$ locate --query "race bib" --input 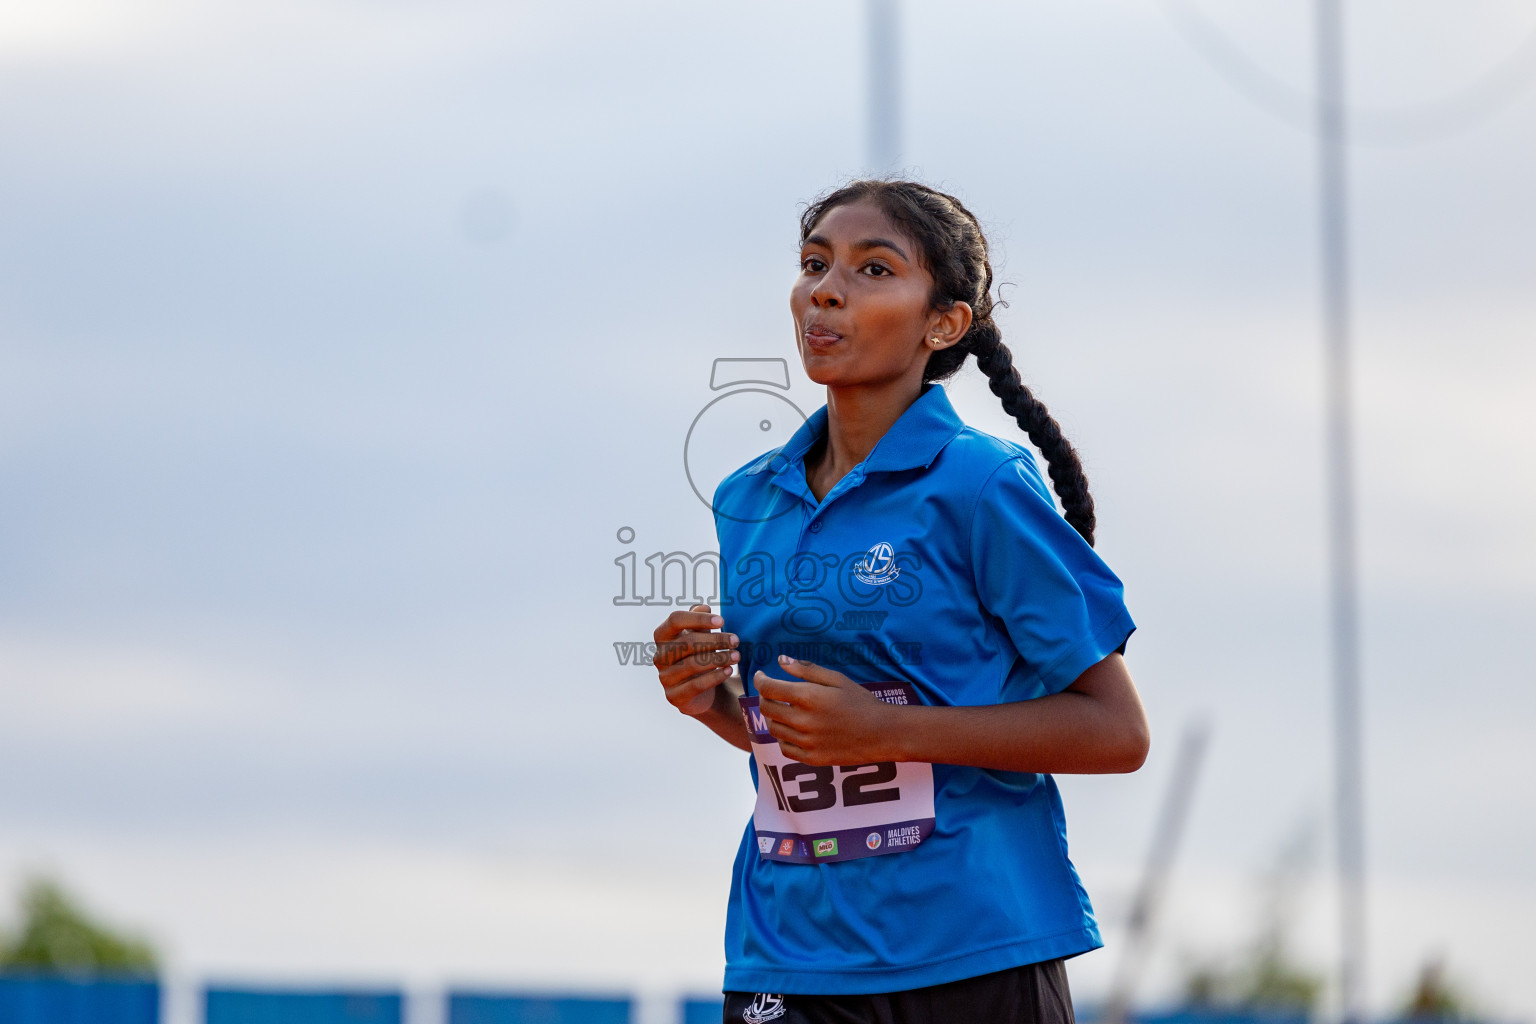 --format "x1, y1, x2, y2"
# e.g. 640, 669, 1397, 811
739, 681, 936, 864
